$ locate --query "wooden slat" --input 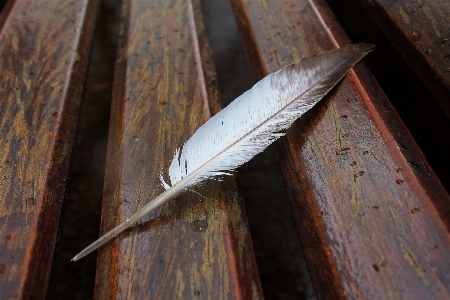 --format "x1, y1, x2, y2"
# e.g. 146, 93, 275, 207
357, 0, 450, 117
0, 0, 98, 298
231, 0, 450, 299
94, 0, 262, 298
325, 0, 450, 196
